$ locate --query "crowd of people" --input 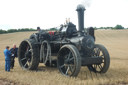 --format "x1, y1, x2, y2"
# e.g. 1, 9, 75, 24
3, 44, 18, 72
